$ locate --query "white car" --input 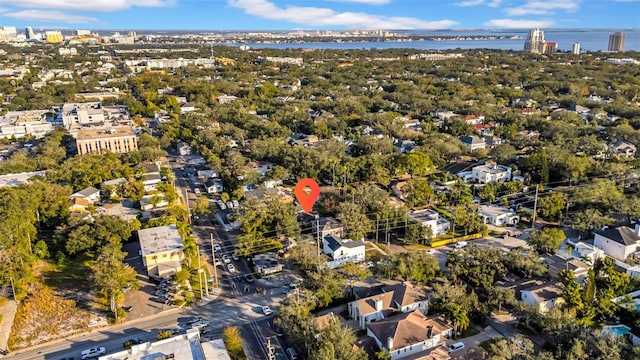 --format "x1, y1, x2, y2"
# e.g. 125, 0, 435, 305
232, 200, 240, 208
189, 320, 209, 329
262, 305, 273, 315
81, 347, 106, 359
213, 243, 222, 252
231, 253, 239, 261
454, 241, 468, 249
222, 254, 231, 264
227, 263, 236, 273
425, 249, 436, 255
449, 342, 465, 352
